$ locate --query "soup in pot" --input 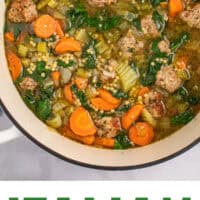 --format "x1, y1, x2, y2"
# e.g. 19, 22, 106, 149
4, 0, 200, 149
